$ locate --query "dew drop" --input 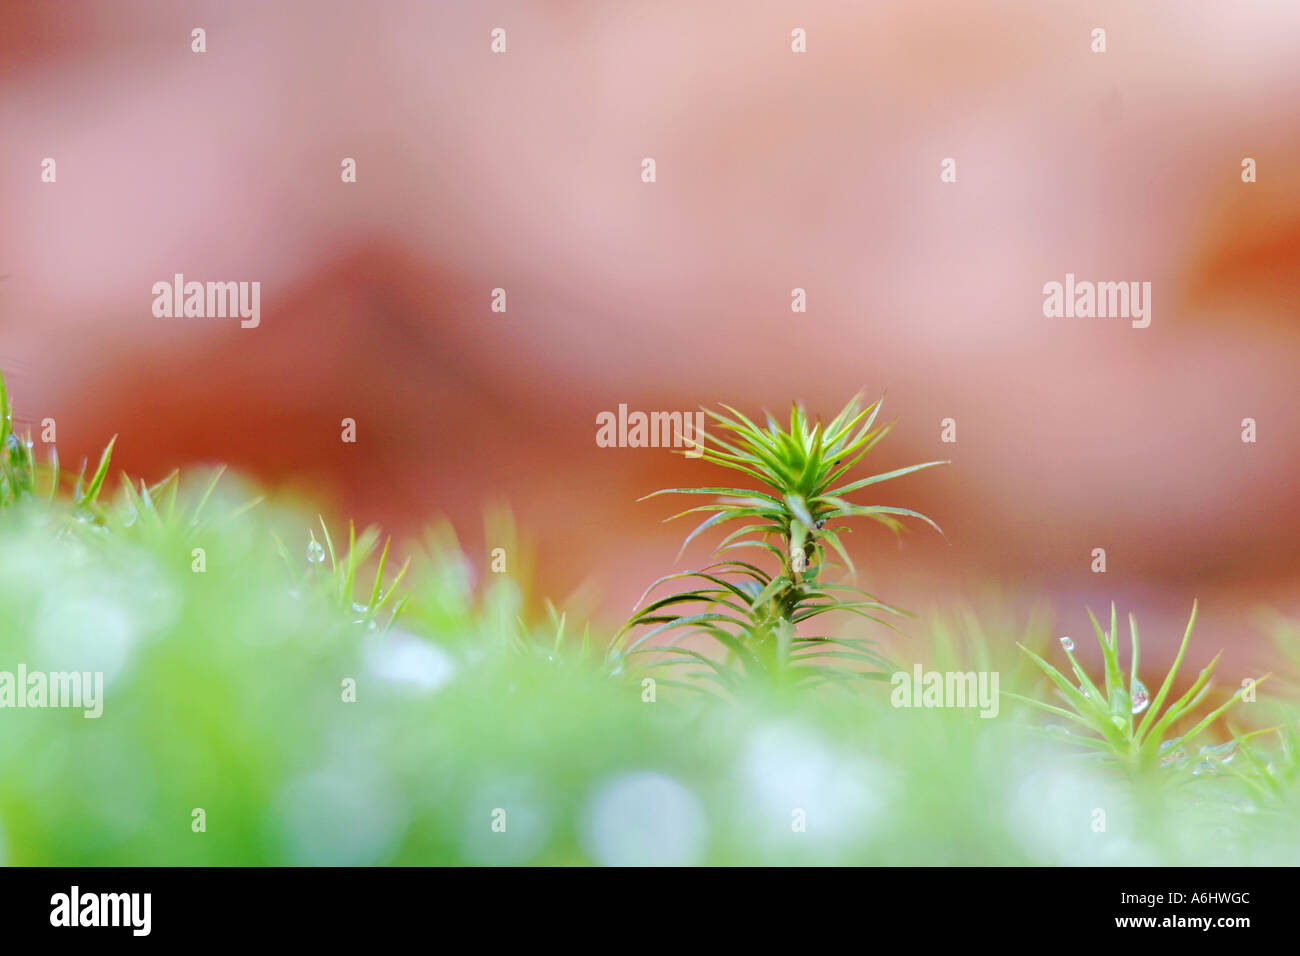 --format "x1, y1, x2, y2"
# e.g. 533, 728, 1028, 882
306, 537, 326, 564
1159, 740, 1188, 767
1160, 749, 1187, 768
1192, 760, 1218, 777
1199, 741, 1237, 764
1130, 679, 1149, 714
1059, 636, 1075, 652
